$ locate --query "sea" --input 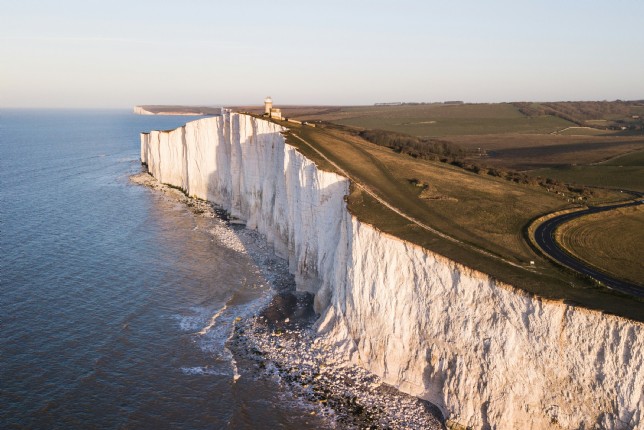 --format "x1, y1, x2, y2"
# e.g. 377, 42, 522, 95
0, 109, 330, 429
